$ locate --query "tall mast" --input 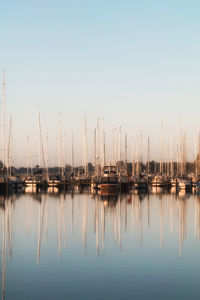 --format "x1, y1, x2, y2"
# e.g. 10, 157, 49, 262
1, 71, 6, 176
179, 115, 182, 176
112, 129, 114, 165
198, 131, 200, 165
7, 116, 12, 178
147, 136, 150, 174
125, 134, 128, 174
45, 134, 49, 179
119, 127, 122, 163
83, 112, 88, 176
64, 131, 67, 173
176, 144, 179, 176
136, 136, 140, 176
194, 132, 198, 176
132, 139, 135, 176
37, 107, 41, 168
114, 128, 117, 167
160, 121, 163, 175
119, 127, 122, 174
170, 135, 173, 176
183, 131, 187, 176
140, 130, 143, 171
102, 119, 105, 168
96, 119, 100, 175
27, 136, 30, 178
196, 131, 200, 176
71, 133, 74, 176
38, 111, 46, 179
166, 144, 169, 176
58, 113, 64, 177
94, 129, 97, 175
197, 131, 200, 176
